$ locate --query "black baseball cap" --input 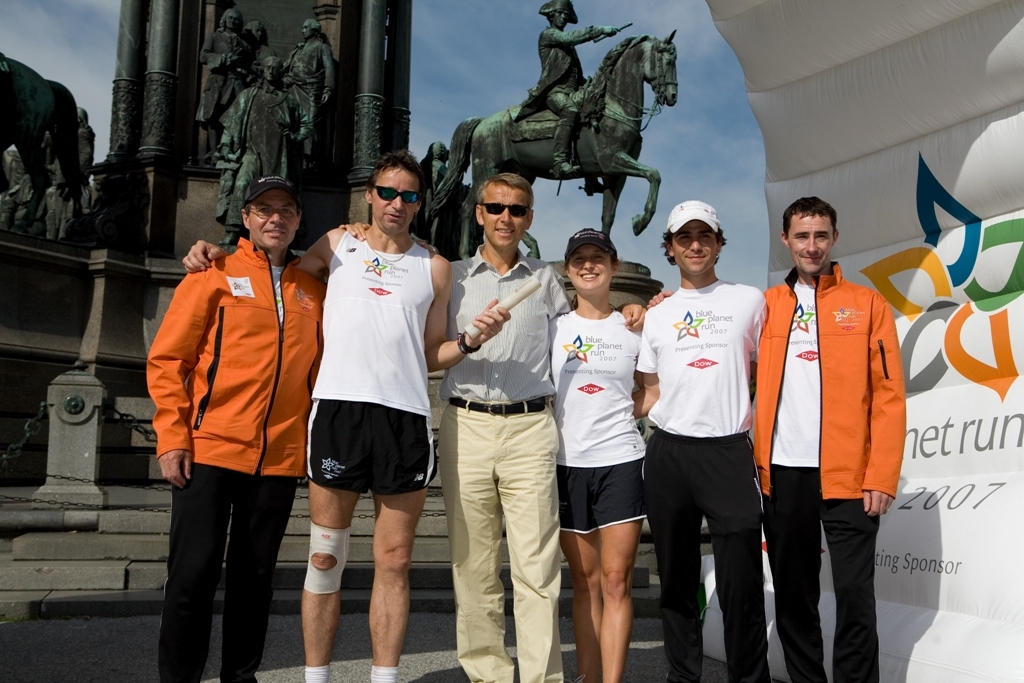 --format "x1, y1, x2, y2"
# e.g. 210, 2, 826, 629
243, 175, 301, 207
564, 228, 617, 262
